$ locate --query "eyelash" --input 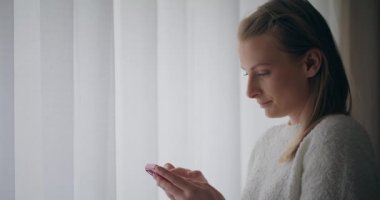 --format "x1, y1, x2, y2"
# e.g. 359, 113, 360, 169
256, 71, 270, 76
